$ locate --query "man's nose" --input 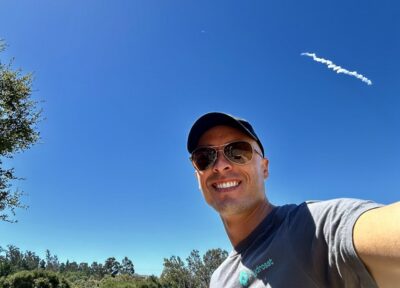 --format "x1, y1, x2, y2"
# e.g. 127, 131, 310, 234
212, 150, 232, 173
